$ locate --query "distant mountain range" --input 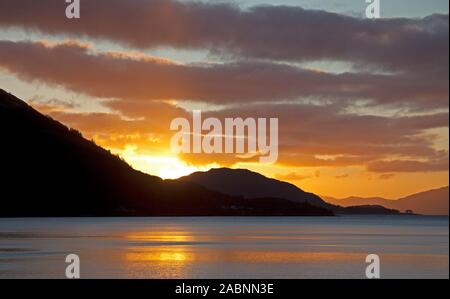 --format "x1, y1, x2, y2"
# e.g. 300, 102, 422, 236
181, 168, 403, 215
323, 186, 449, 215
